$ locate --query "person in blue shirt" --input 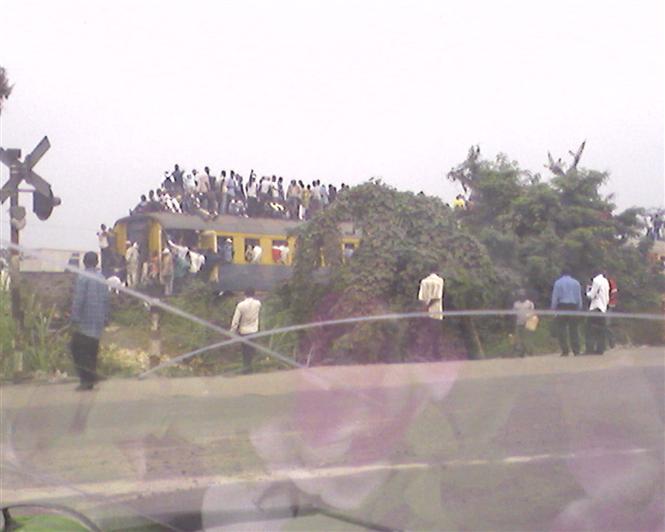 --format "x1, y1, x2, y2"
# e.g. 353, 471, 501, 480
70, 251, 109, 390
550, 269, 583, 356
